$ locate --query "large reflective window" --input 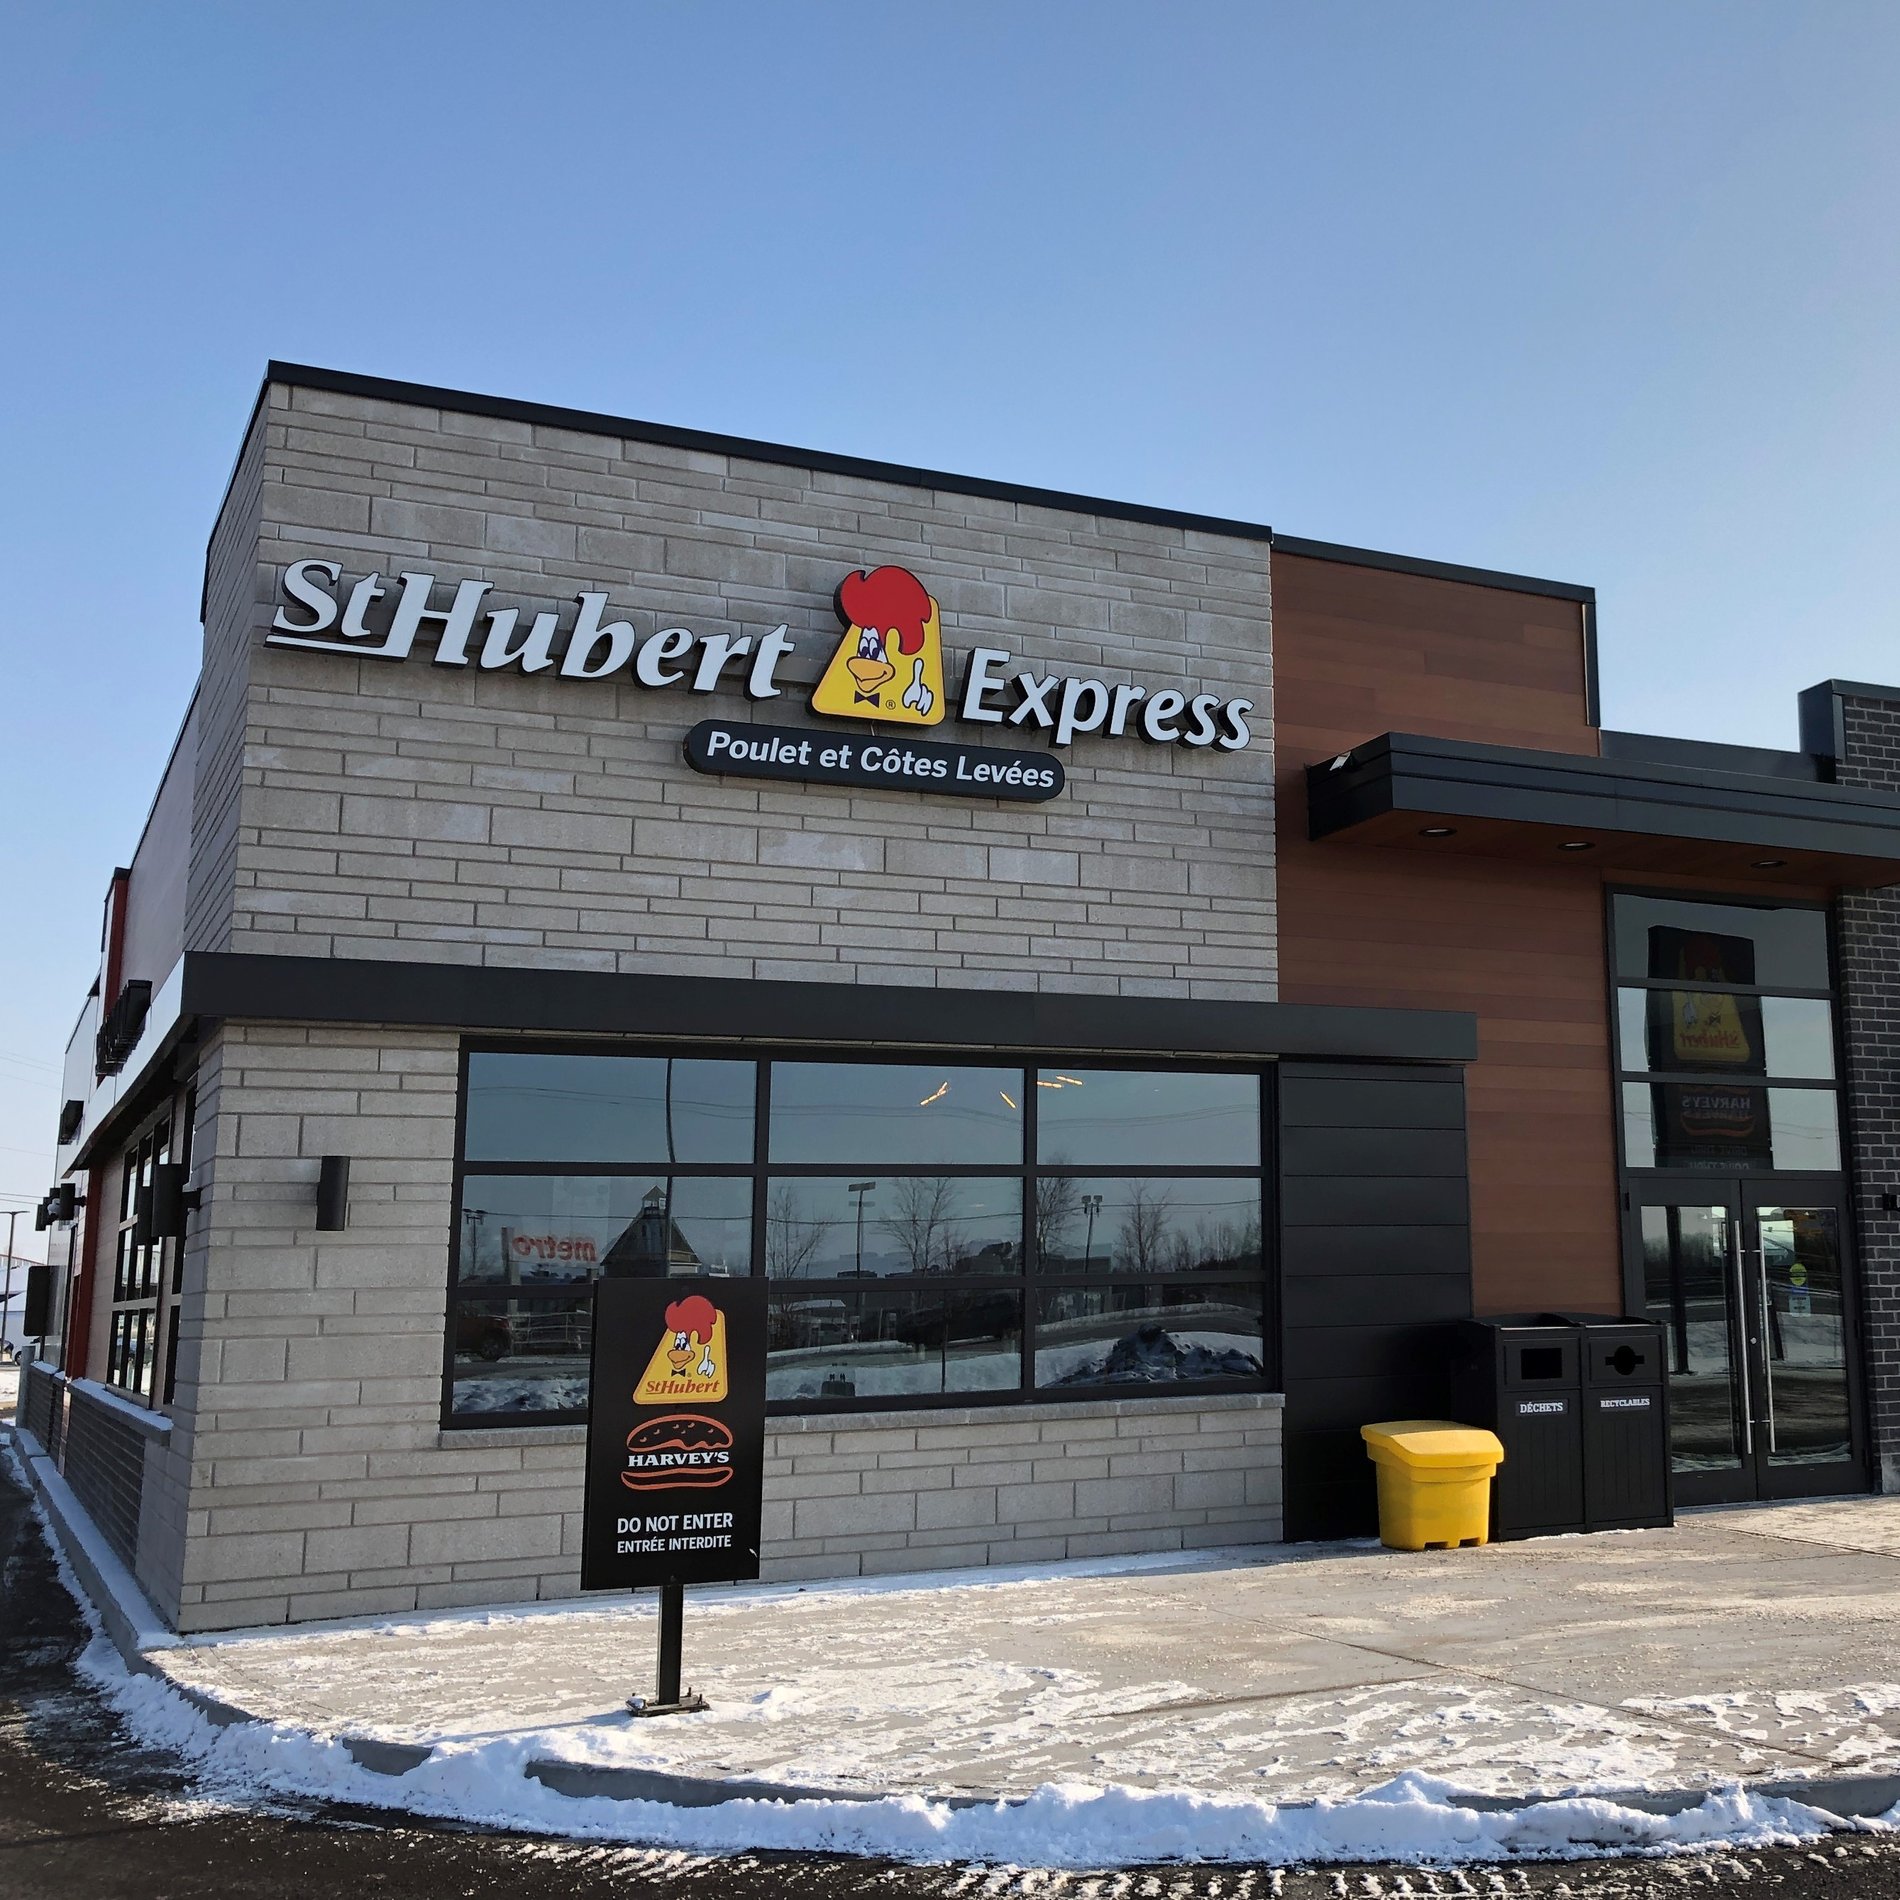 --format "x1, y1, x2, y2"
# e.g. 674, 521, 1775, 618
464, 1054, 753, 1163
766, 1287, 1023, 1401
1762, 998, 1837, 1080
451, 1049, 1271, 1421
456, 1175, 752, 1283
763, 1178, 1022, 1279
1612, 897, 1830, 993
1035, 1069, 1260, 1169
769, 1062, 1024, 1166
1618, 987, 1837, 1083
1035, 1178, 1262, 1275
1625, 1083, 1841, 1173
1034, 1283, 1265, 1387
1769, 1090, 1842, 1172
